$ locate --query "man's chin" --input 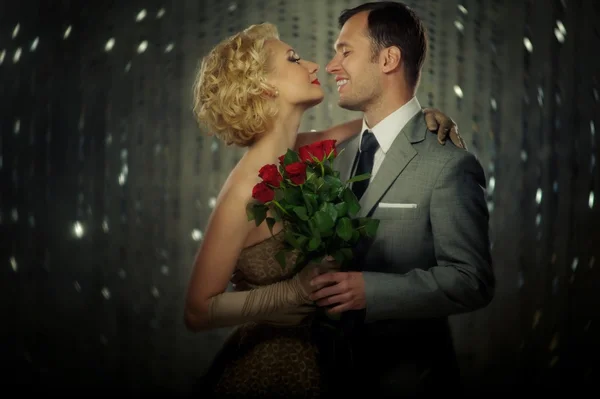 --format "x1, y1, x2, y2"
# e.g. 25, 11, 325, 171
337, 99, 361, 111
